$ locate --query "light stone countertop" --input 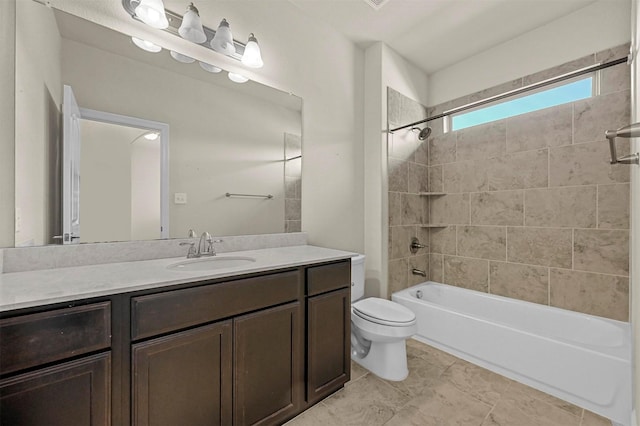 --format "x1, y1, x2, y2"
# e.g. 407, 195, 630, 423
0, 245, 356, 312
